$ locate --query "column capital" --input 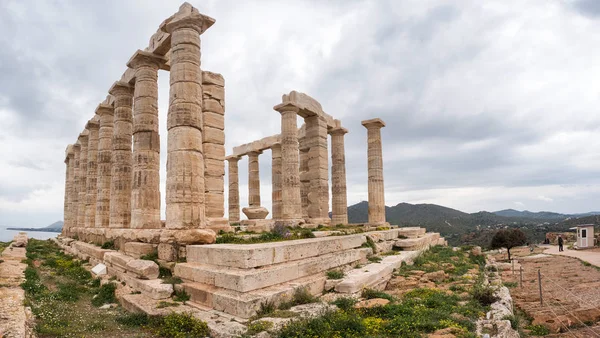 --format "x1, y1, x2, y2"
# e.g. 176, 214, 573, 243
226, 155, 241, 163
108, 81, 133, 96
271, 143, 282, 150
361, 118, 386, 129
85, 116, 100, 131
73, 142, 81, 151
126, 49, 168, 70
274, 102, 300, 114
77, 129, 89, 143
95, 103, 114, 116
329, 127, 348, 136
161, 12, 215, 35
247, 150, 263, 157
65, 144, 74, 162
